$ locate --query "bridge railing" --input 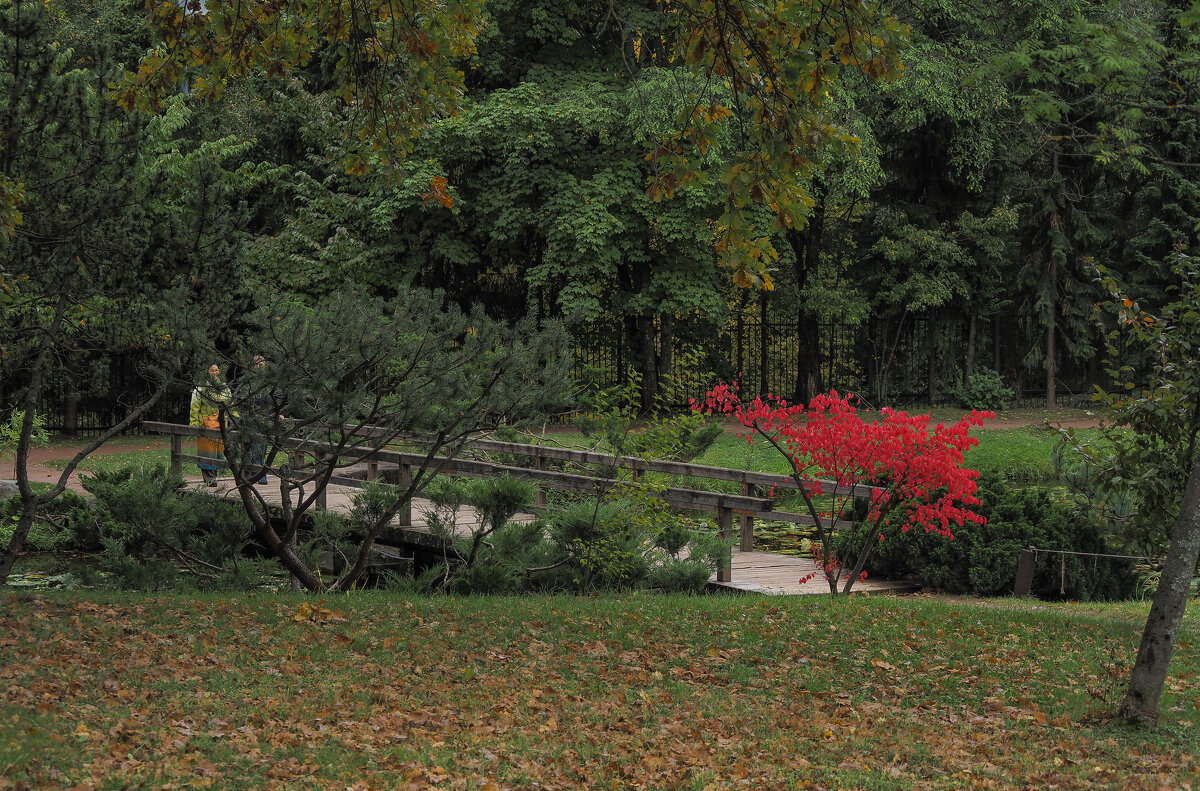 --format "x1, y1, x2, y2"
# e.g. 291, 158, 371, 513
142, 421, 882, 583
